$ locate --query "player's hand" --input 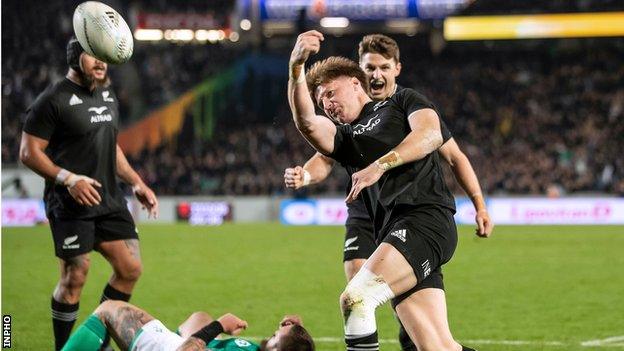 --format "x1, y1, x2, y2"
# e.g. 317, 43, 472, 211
346, 163, 384, 203
290, 30, 324, 66
132, 182, 159, 219
66, 174, 102, 207
218, 313, 248, 336
284, 166, 305, 189
475, 209, 494, 237
280, 315, 303, 327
